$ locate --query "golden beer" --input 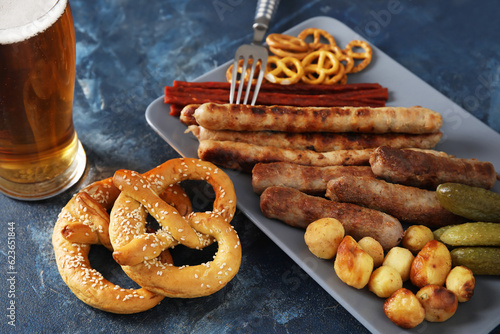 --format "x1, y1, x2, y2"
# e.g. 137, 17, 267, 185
0, 0, 86, 200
